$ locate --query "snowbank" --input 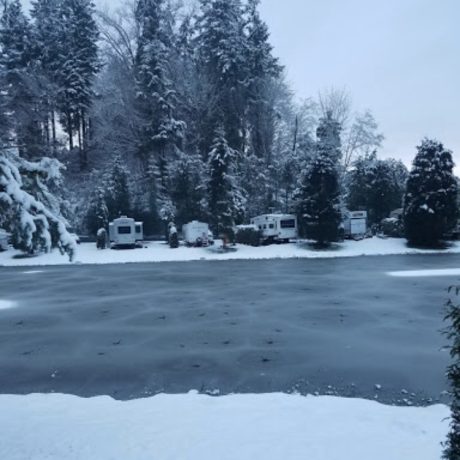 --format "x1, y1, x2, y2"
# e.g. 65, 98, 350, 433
0, 237, 459, 267
0, 392, 448, 460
